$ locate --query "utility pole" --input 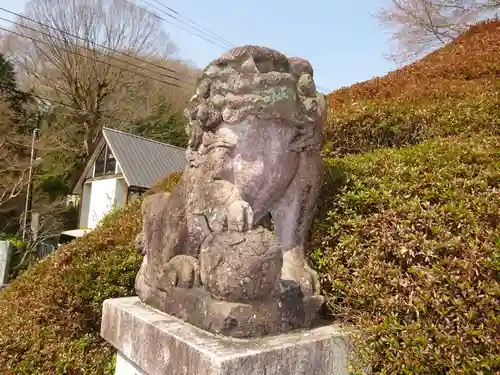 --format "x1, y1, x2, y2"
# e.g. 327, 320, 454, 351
21, 115, 41, 242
